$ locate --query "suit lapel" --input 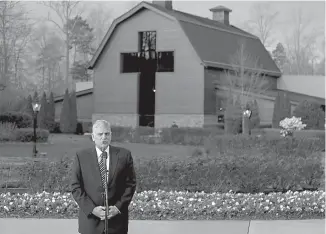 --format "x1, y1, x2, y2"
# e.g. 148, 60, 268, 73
89, 147, 102, 189
108, 145, 120, 186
